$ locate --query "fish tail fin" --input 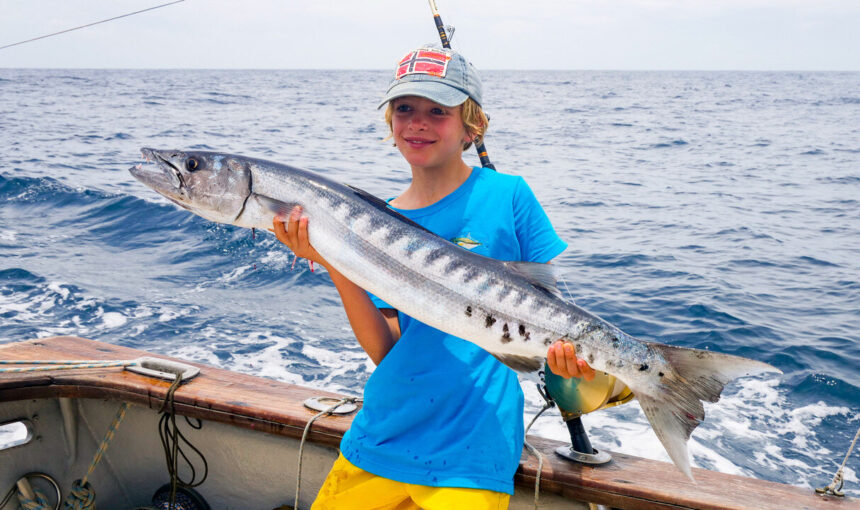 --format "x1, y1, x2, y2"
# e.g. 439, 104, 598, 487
638, 343, 781, 481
